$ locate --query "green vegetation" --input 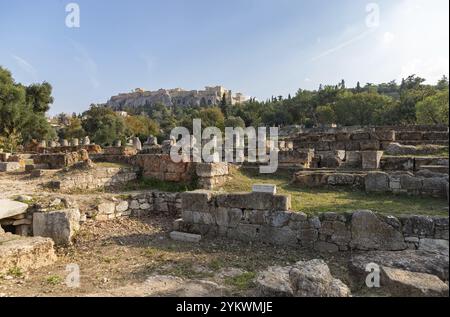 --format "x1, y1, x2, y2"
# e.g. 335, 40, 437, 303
223, 168, 448, 216
224, 272, 257, 291
7, 266, 23, 278
46, 275, 62, 285
119, 75, 449, 134
0, 67, 56, 152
